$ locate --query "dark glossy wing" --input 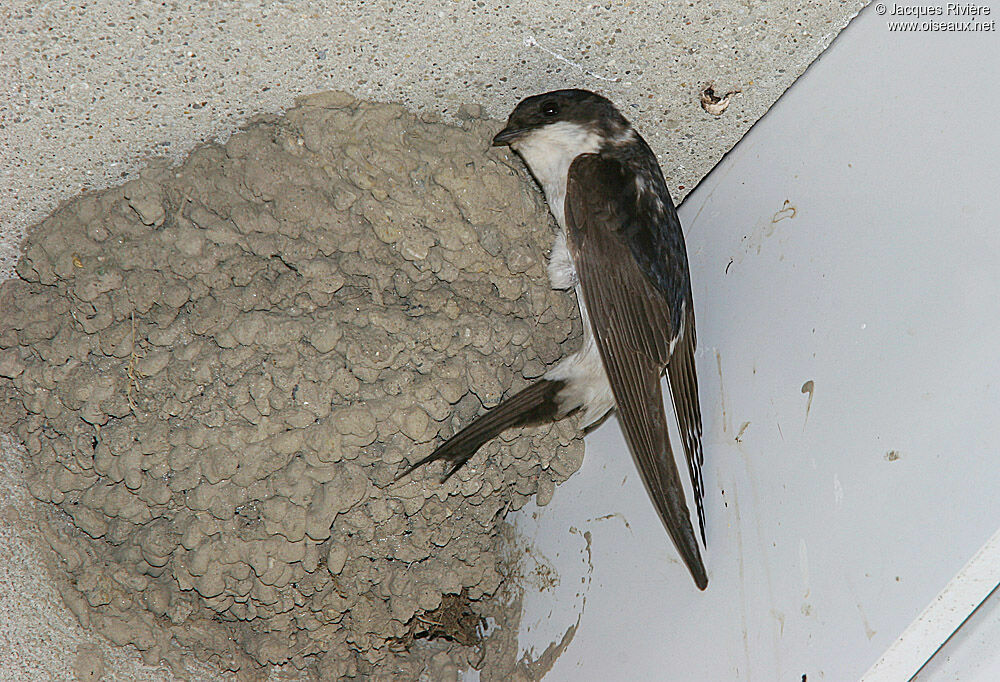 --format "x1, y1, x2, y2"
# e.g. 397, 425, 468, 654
565, 152, 707, 589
